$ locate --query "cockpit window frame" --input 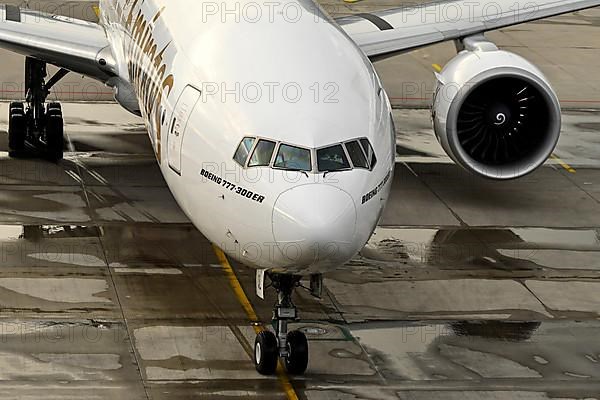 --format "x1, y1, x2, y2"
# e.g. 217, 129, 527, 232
232, 136, 377, 173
